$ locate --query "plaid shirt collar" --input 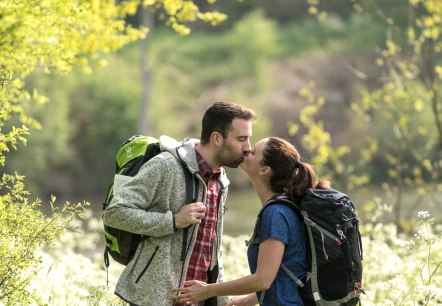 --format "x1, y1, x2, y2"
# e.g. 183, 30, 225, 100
195, 147, 221, 182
